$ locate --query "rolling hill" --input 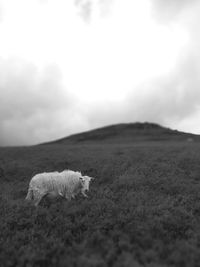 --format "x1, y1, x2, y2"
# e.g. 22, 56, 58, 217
2, 122, 200, 266
42, 122, 200, 145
